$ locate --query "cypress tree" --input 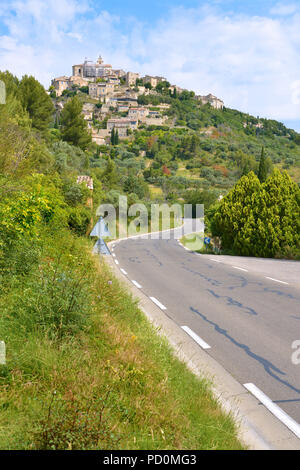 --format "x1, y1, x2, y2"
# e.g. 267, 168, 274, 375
258, 146, 268, 182
111, 127, 115, 145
